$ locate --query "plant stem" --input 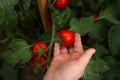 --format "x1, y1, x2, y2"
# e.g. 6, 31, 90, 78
44, 23, 55, 71
14, 33, 34, 43
0, 37, 9, 43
